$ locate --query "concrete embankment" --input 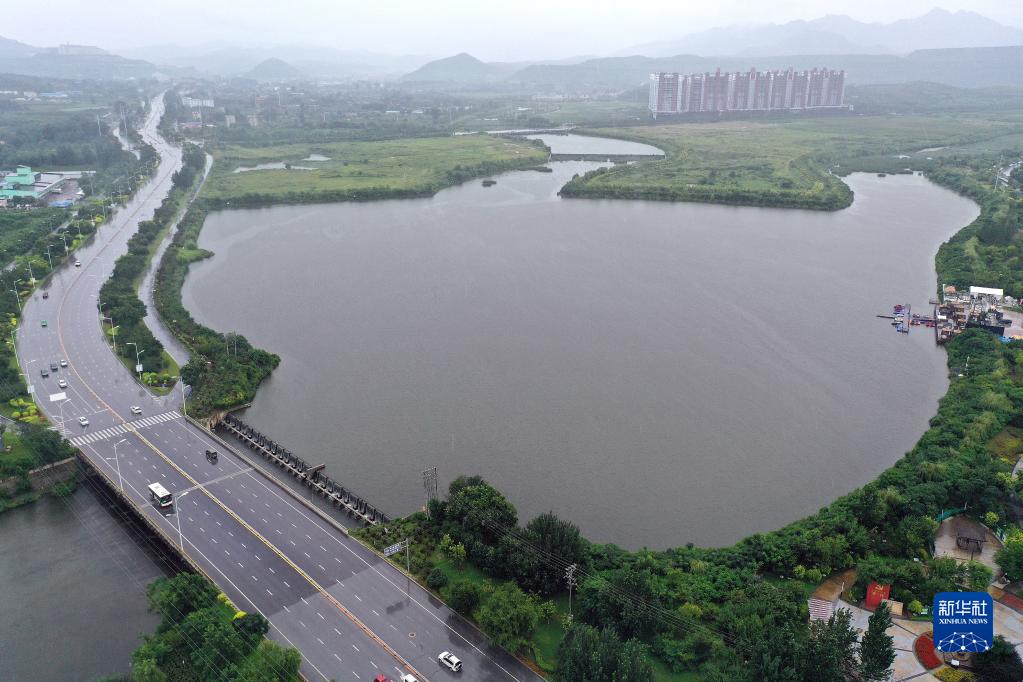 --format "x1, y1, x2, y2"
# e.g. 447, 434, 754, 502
0, 456, 78, 498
